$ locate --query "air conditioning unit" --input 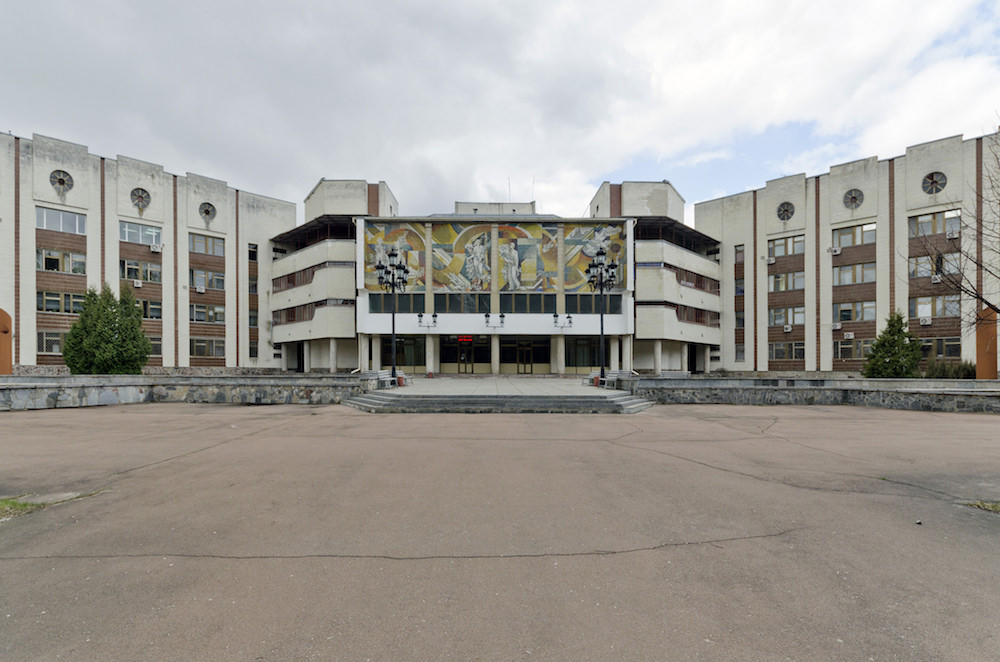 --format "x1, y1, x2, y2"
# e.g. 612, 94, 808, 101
196, 285, 206, 294
132, 279, 142, 288
765, 257, 776, 265
946, 230, 960, 240
150, 244, 163, 253
832, 322, 842, 330
831, 247, 842, 256
931, 274, 943, 284
844, 332, 855, 340
783, 324, 793, 333
919, 317, 932, 326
